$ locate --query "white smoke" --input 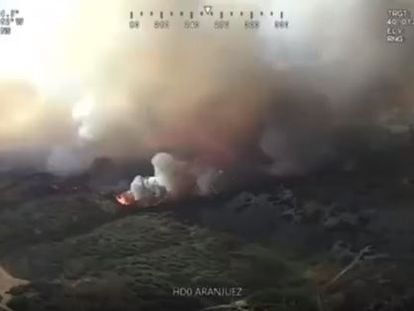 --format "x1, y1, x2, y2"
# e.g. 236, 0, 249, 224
151, 153, 186, 193
130, 176, 166, 201
129, 153, 220, 202
72, 93, 97, 141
